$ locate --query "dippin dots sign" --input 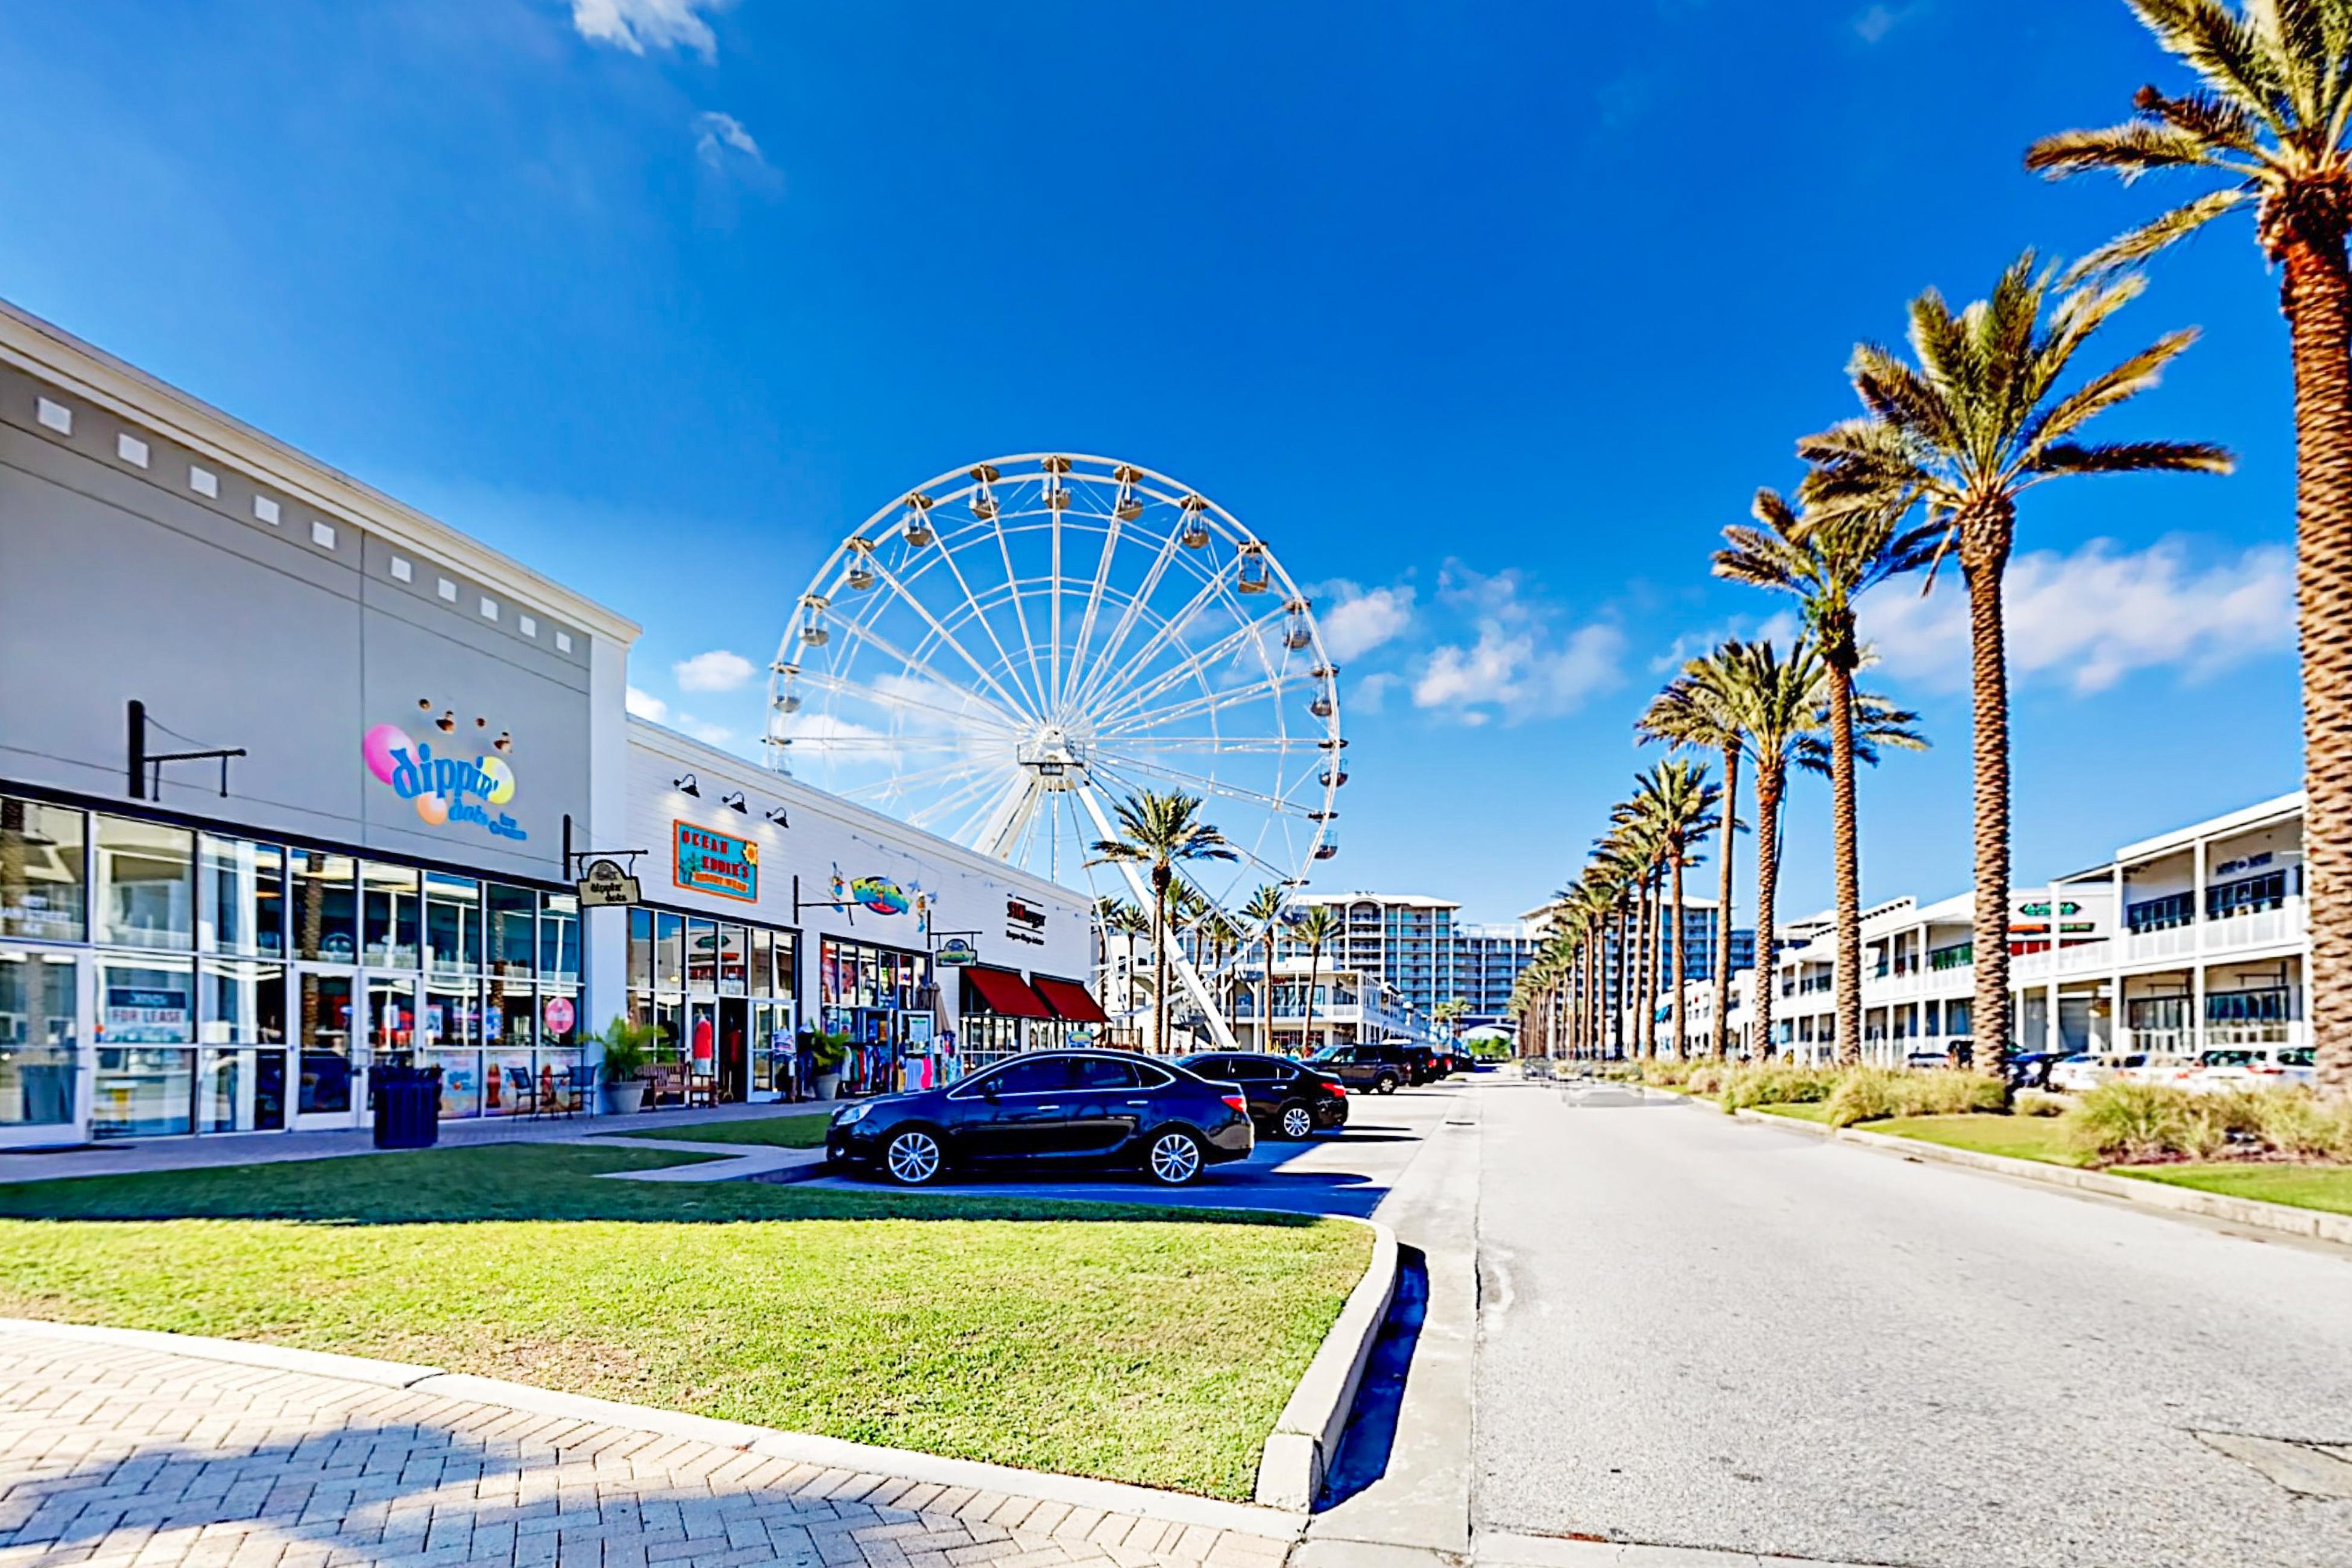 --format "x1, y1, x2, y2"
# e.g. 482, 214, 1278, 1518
361, 725, 528, 842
